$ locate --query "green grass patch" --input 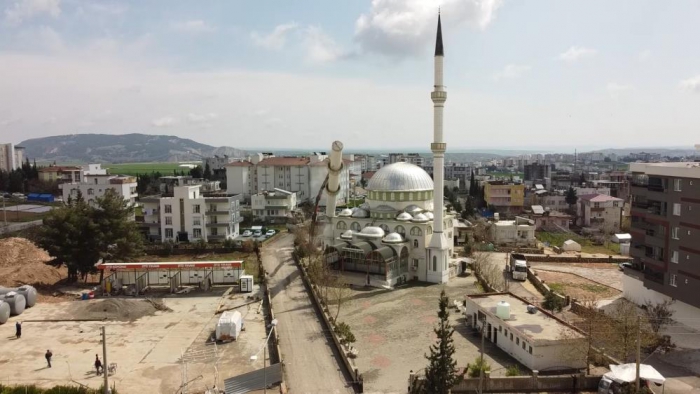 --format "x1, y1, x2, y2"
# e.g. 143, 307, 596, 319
578, 283, 609, 293
547, 282, 565, 293
537, 231, 620, 255
105, 162, 191, 176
